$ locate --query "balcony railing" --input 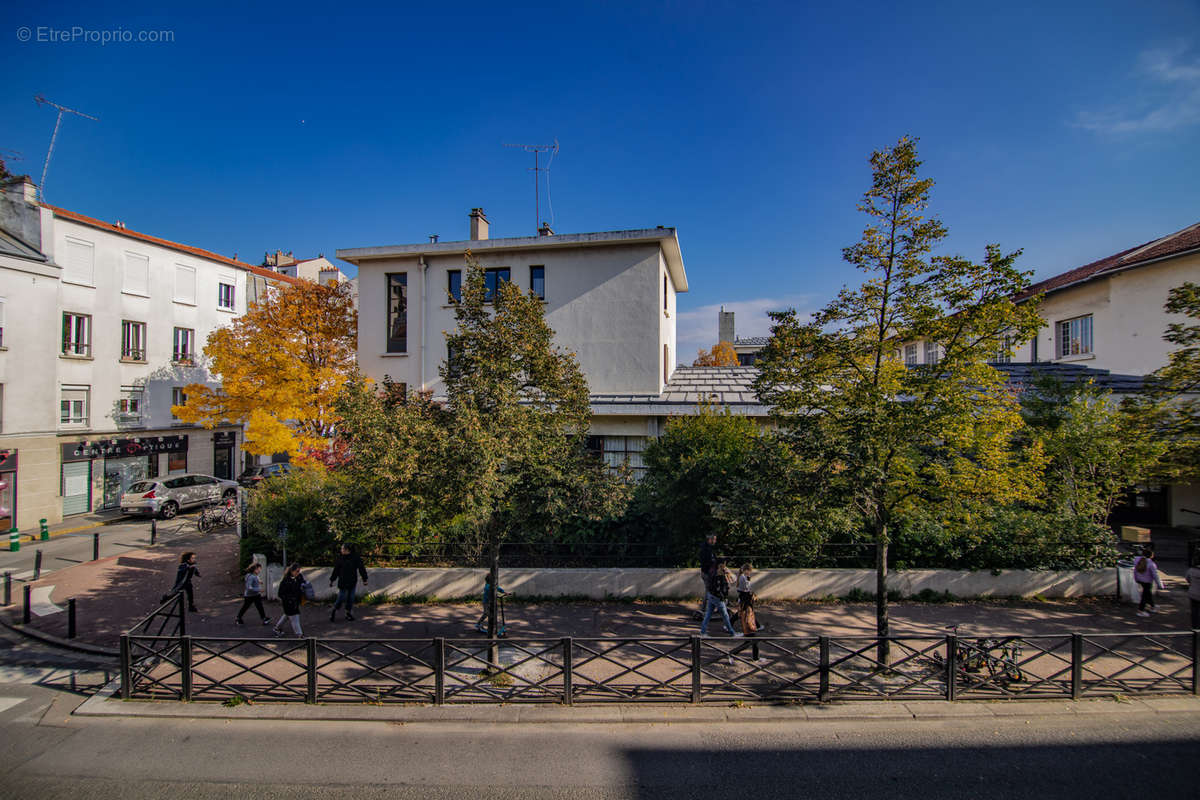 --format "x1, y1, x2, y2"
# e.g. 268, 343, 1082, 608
62, 341, 91, 357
